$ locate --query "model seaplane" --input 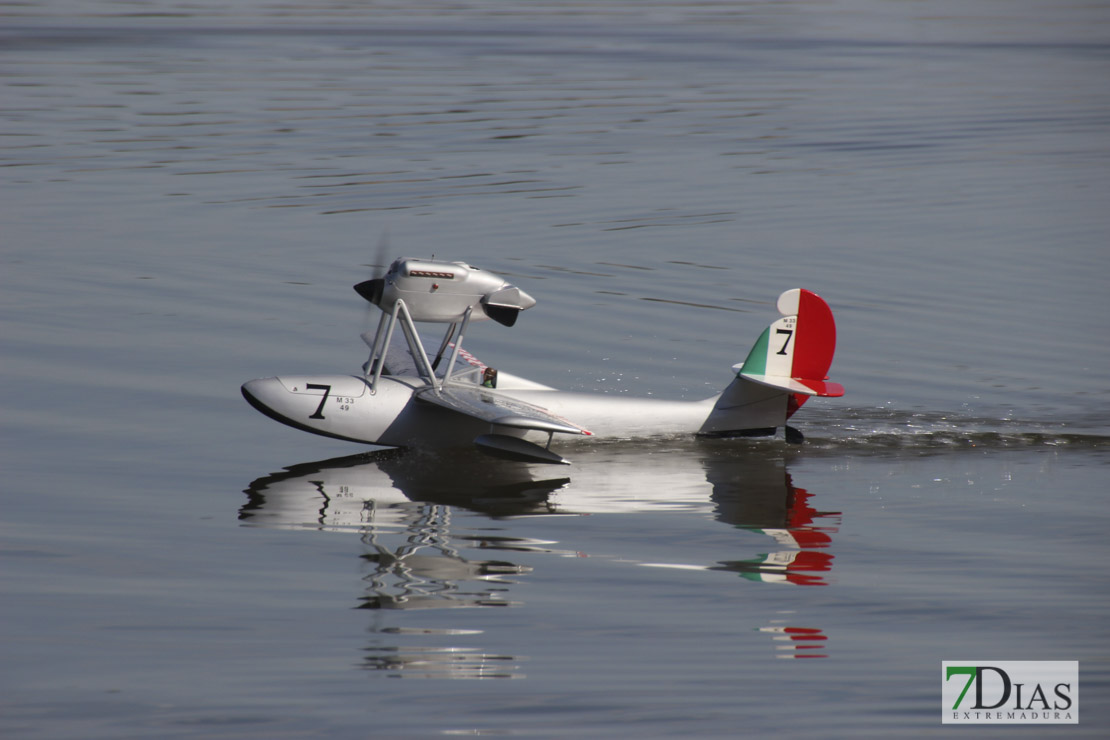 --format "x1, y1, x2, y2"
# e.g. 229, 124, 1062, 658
242, 257, 844, 464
